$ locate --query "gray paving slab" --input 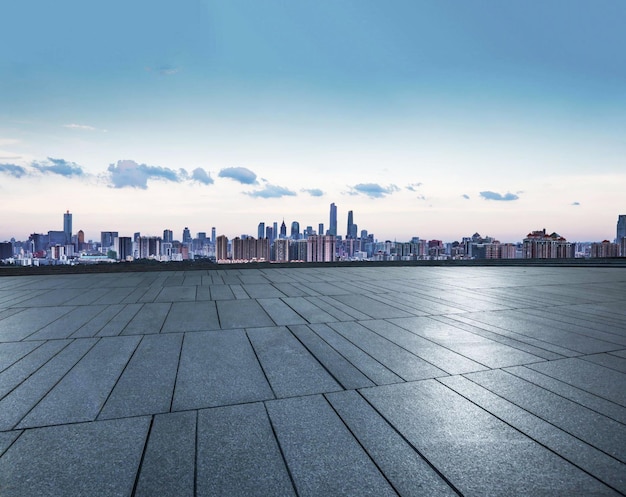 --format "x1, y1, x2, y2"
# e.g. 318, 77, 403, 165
70, 303, 125, 337
0, 307, 73, 342
309, 323, 403, 385
461, 310, 619, 354
63, 287, 113, 305
314, 294, 372, 320
329, 321, 447, 381
432, 314, 568, 360
216, 299, 275, 329
97, 303, 143, 336
266, 395, 397, 497
135, 411, 196, 497
272, 282, 312, 297
121, 302, 171, 335
0, 431, 20, 457
257, 298, 308, 325
528, 357, 626, 406
208, 284, 235, 300
504, 365, 626, 425
197, 403, 295, 497
29, 305, 108, 340
155, 285, 197, 302
281, 297, 338, 323
247, 326, 342, 397
0, 338, 97, 430
359, 319, 488, 375
17, 335, 140, 428
362, 380, 618, 497
610, 349, 626, 359
464, 369, 626, 462
20, 288, 86, 307
0, 340, 42, 372
241, 283, 287, 298
582, 352, 626, 373
138, 284, 164, 302
0, 416, 150, 497
195, 285, 212, 300
304, 296, 358, 321
0, 339, 70, 398
162, 301, 220, 332
289, 324, 375, 389
99, 333, 183, 419
92, 286, 137, 304
389, 316, 545, 368
230, 284, 251, 299
439, 375, 626, 494
172, 330, 274, 410
333, 294, 414, 319
327, 390, 458, 497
